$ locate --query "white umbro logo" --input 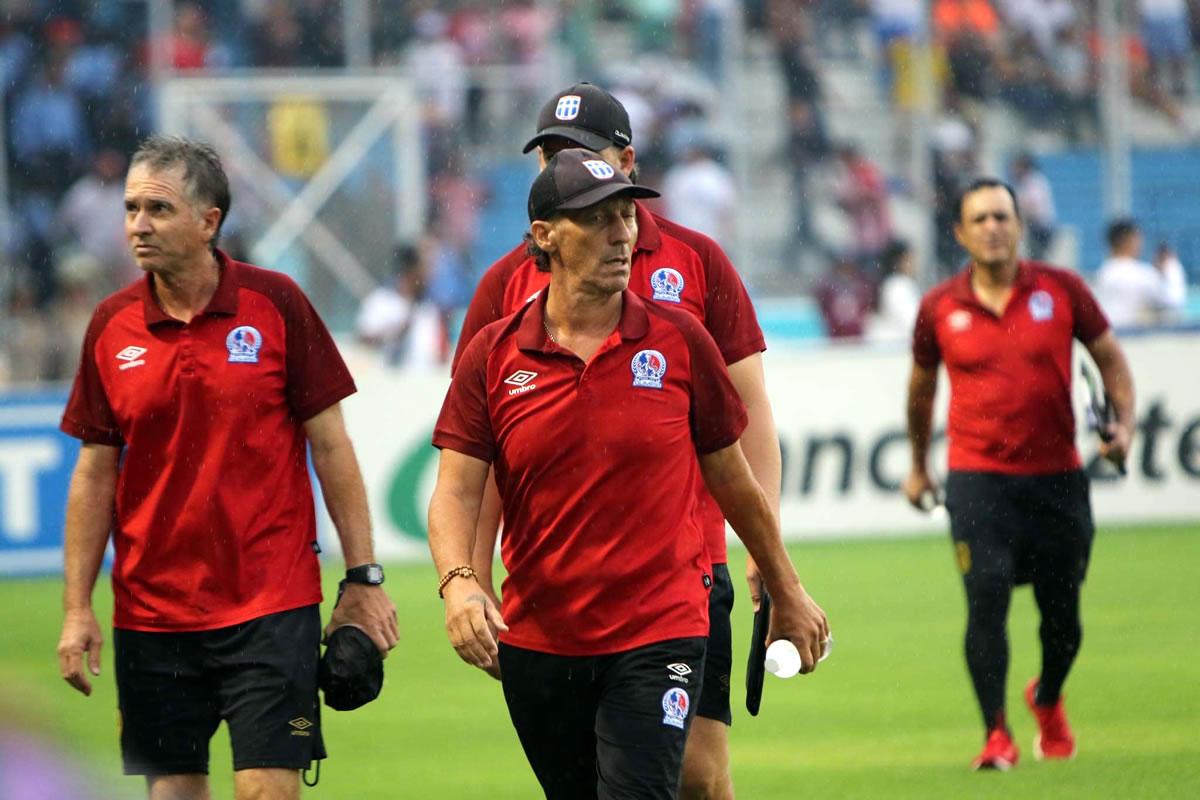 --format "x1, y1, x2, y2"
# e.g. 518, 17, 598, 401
116, 345, 147, 370
504, 370, 538, 386
505, 370, 539, 396
667, 663, 692, 684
